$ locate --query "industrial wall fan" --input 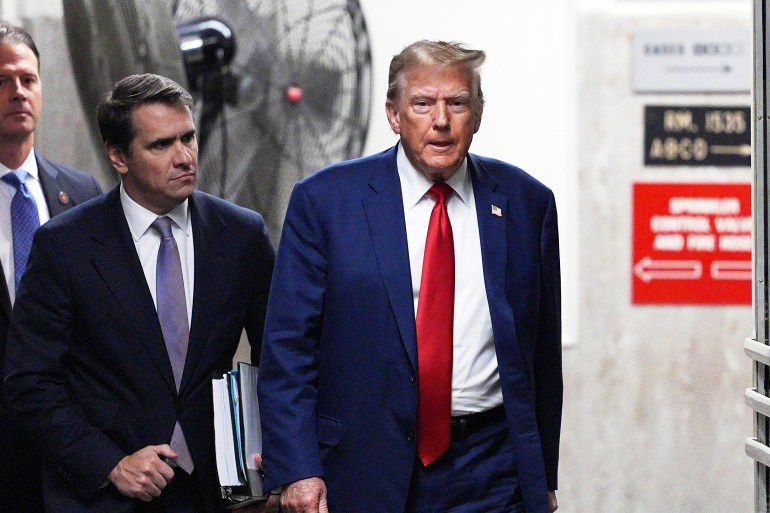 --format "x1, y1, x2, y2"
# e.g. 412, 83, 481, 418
63, 0, 372, 240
